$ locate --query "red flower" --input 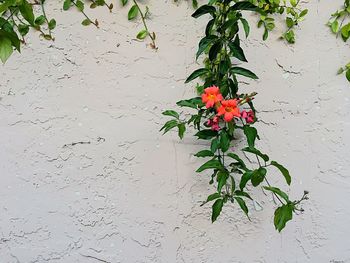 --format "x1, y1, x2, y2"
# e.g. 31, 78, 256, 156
206, 116, 220, 131
201, 86, 223, 109
241, 110, 255, 123
217, 99, 240, 122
